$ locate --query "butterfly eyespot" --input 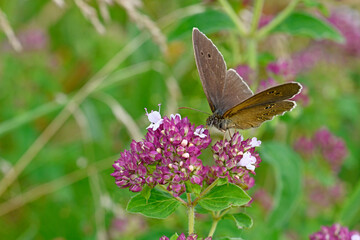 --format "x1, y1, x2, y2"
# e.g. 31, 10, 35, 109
207, 53, 211, 58
275, 92, 281, 95
268, 90, 275, 94
200, 51, 204, 55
